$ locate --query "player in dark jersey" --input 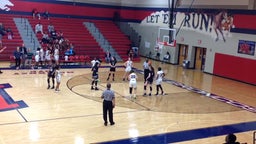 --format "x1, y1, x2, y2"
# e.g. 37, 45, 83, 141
107, 56, 117, 81
143, 64, 155, 96
91, 61, 100, 90
47, 60, 56, 89
143, 59, 150, 83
